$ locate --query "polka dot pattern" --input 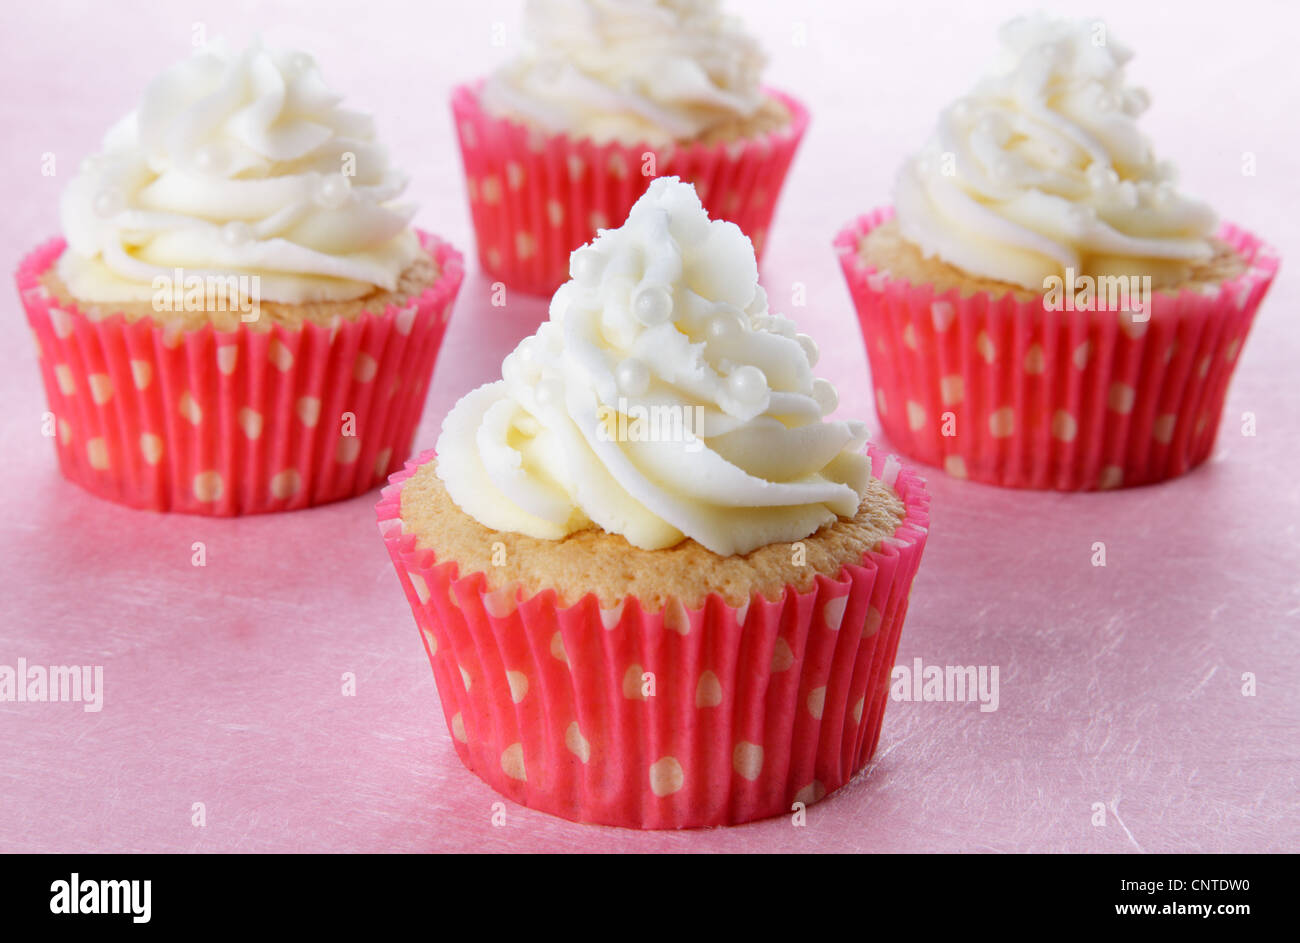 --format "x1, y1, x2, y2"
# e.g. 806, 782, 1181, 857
88, 374, 113, 405
379, 442, 931, 828
268, 340, 294, 371
732, 742, 764, 782
649, 757, 684, 797
836, 211, 1275, 492
1108, 383, 1136, 414
770, 637, 795, 672
1051, 410, 1078, 443
178, 392, 202, 425
501, 743, 526, 782
939, 375, 964, 406
55, 365, 75, 395
449, 83, 805, 297
695, 671, 723, 708
86, 437, 109, 470
140, 434, 163, 465
988, 407, 1015, 438
216, 346, 238, 376
565, 722, 590, 763
130, 360, 153, 389
270, 469, 302, 500
506, 671, 529, 704
806, 686, 827, 720
822, 595, 847, 631
239, 408, 263, 441
192, 471, 224, 502
20, 234, 463, 516
296, 397, 321, 427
